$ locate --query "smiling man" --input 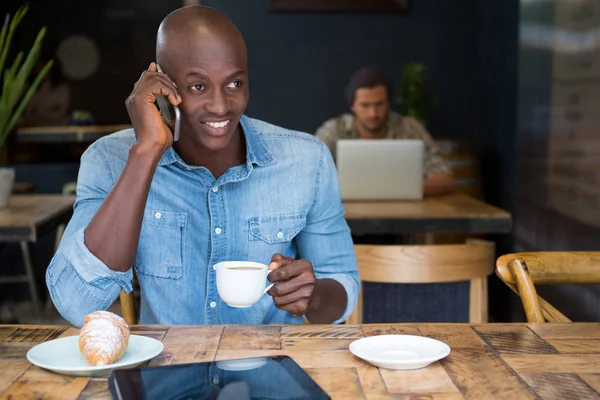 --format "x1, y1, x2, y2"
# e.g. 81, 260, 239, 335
46, 6, 359, 327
